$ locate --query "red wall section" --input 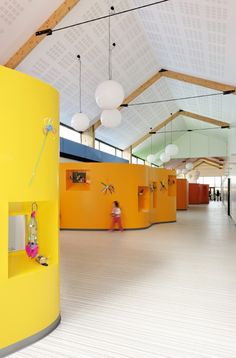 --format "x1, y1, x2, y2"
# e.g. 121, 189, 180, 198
176, 179, 188, 210
200, 184, 209, 204
189, 183, 209, 204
